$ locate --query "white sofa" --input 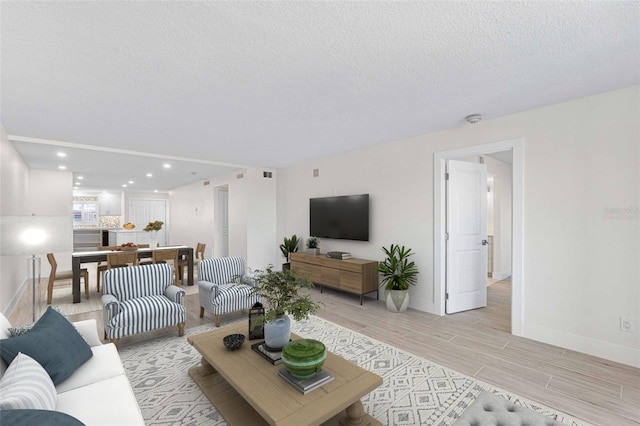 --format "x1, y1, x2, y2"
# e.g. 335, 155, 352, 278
0, 312, 144, 425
